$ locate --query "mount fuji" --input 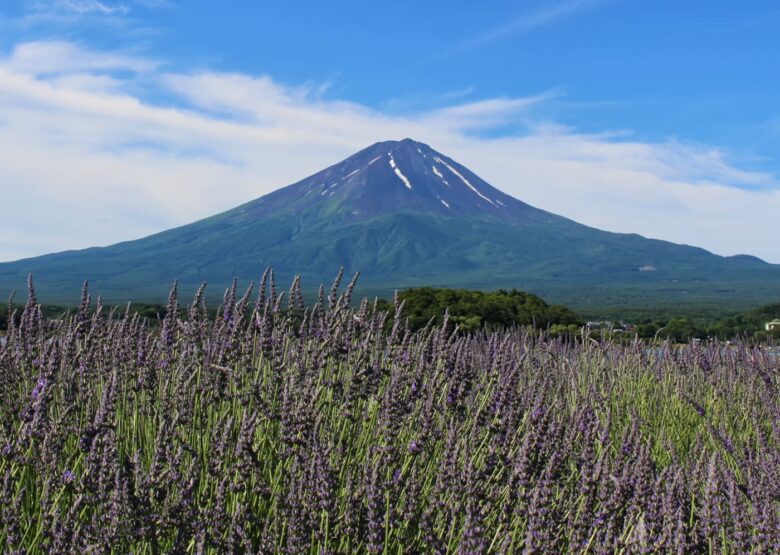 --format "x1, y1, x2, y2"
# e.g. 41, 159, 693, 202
1, 139, 779, 308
